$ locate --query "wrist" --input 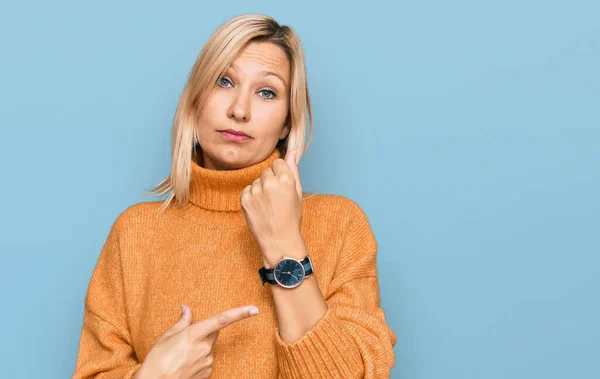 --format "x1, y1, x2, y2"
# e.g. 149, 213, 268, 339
132, 364, 147, 379
262, 249, 307, 269
261, 235, 306, 268
133, 361, 166, 379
